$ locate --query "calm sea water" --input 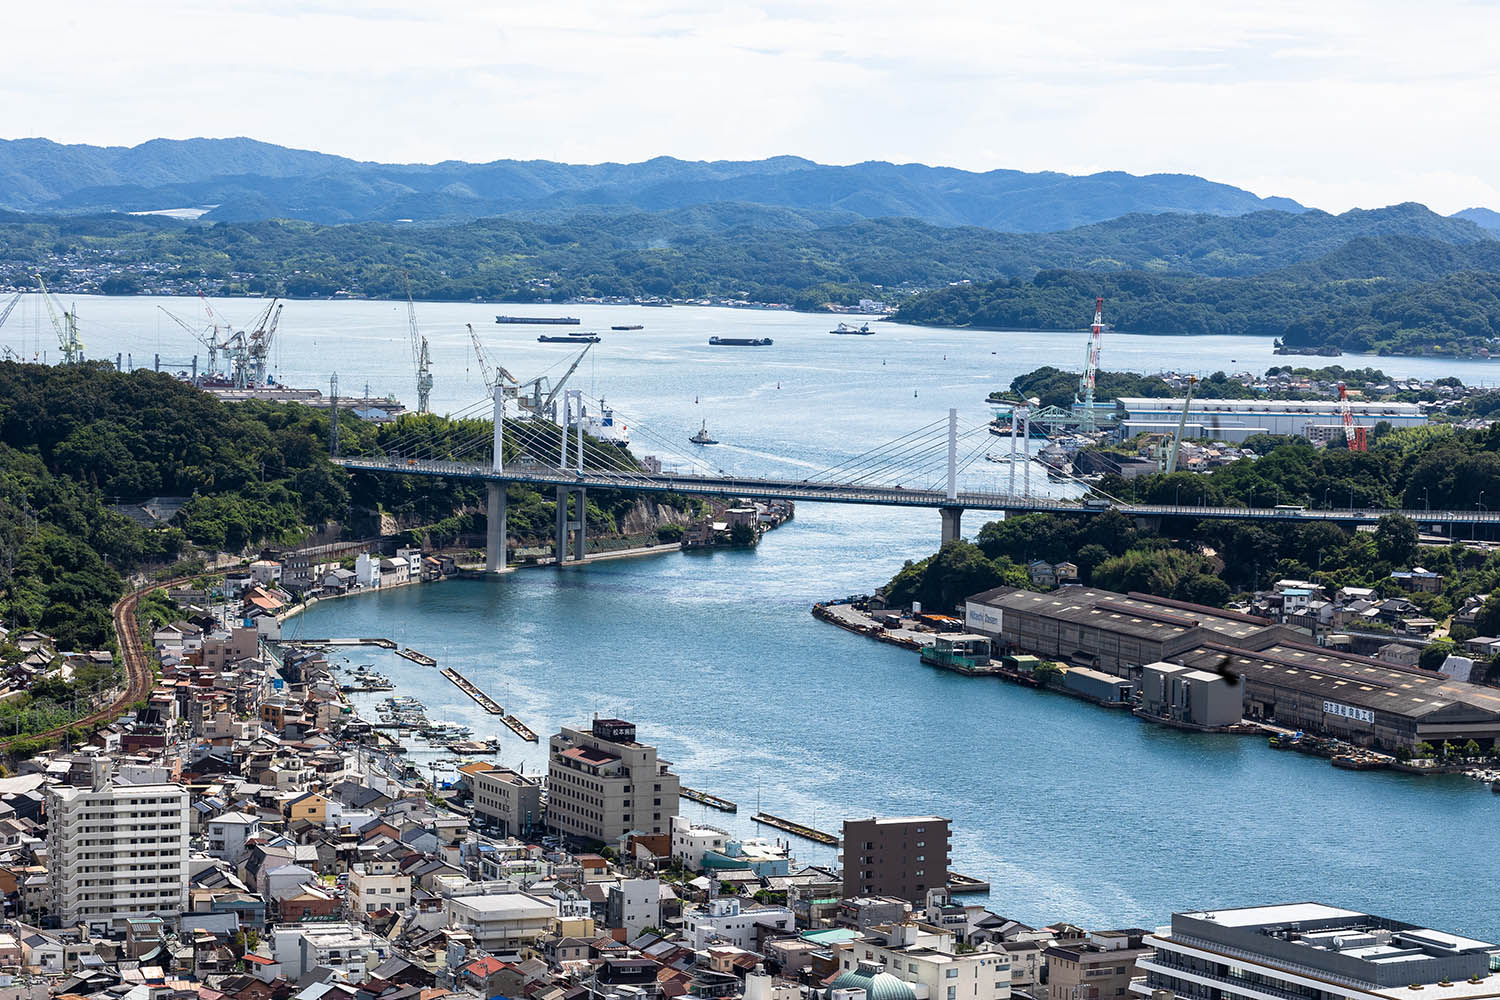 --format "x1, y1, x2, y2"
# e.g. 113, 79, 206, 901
29, 296, 1500, 938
